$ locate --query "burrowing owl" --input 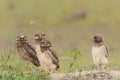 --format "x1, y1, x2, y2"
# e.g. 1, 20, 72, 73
16, 35, 40, 67
34, 33, 59, 71
92, 34, 108, 69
